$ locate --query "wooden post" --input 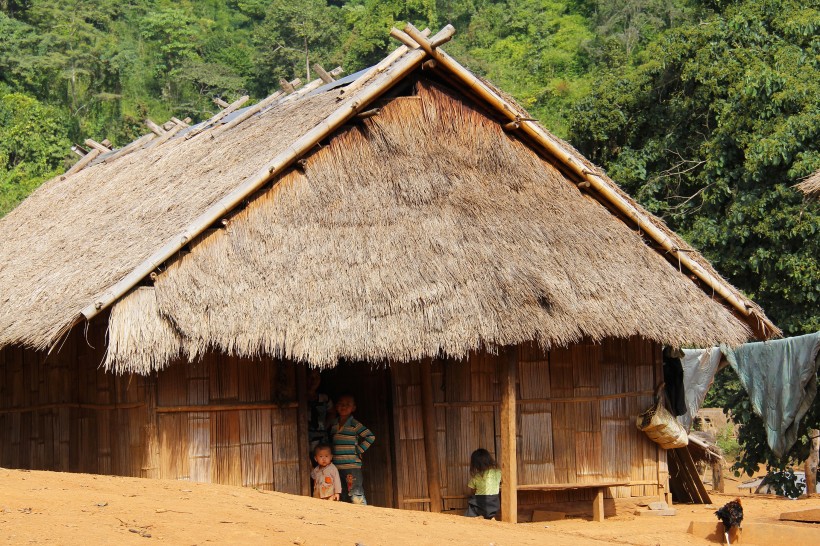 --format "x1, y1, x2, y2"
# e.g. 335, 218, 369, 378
806, 429, 819, 497
419, 358, 443, 513
499, 345, 518, 523
592, 488, 605, 522
296, 364, 311, 497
